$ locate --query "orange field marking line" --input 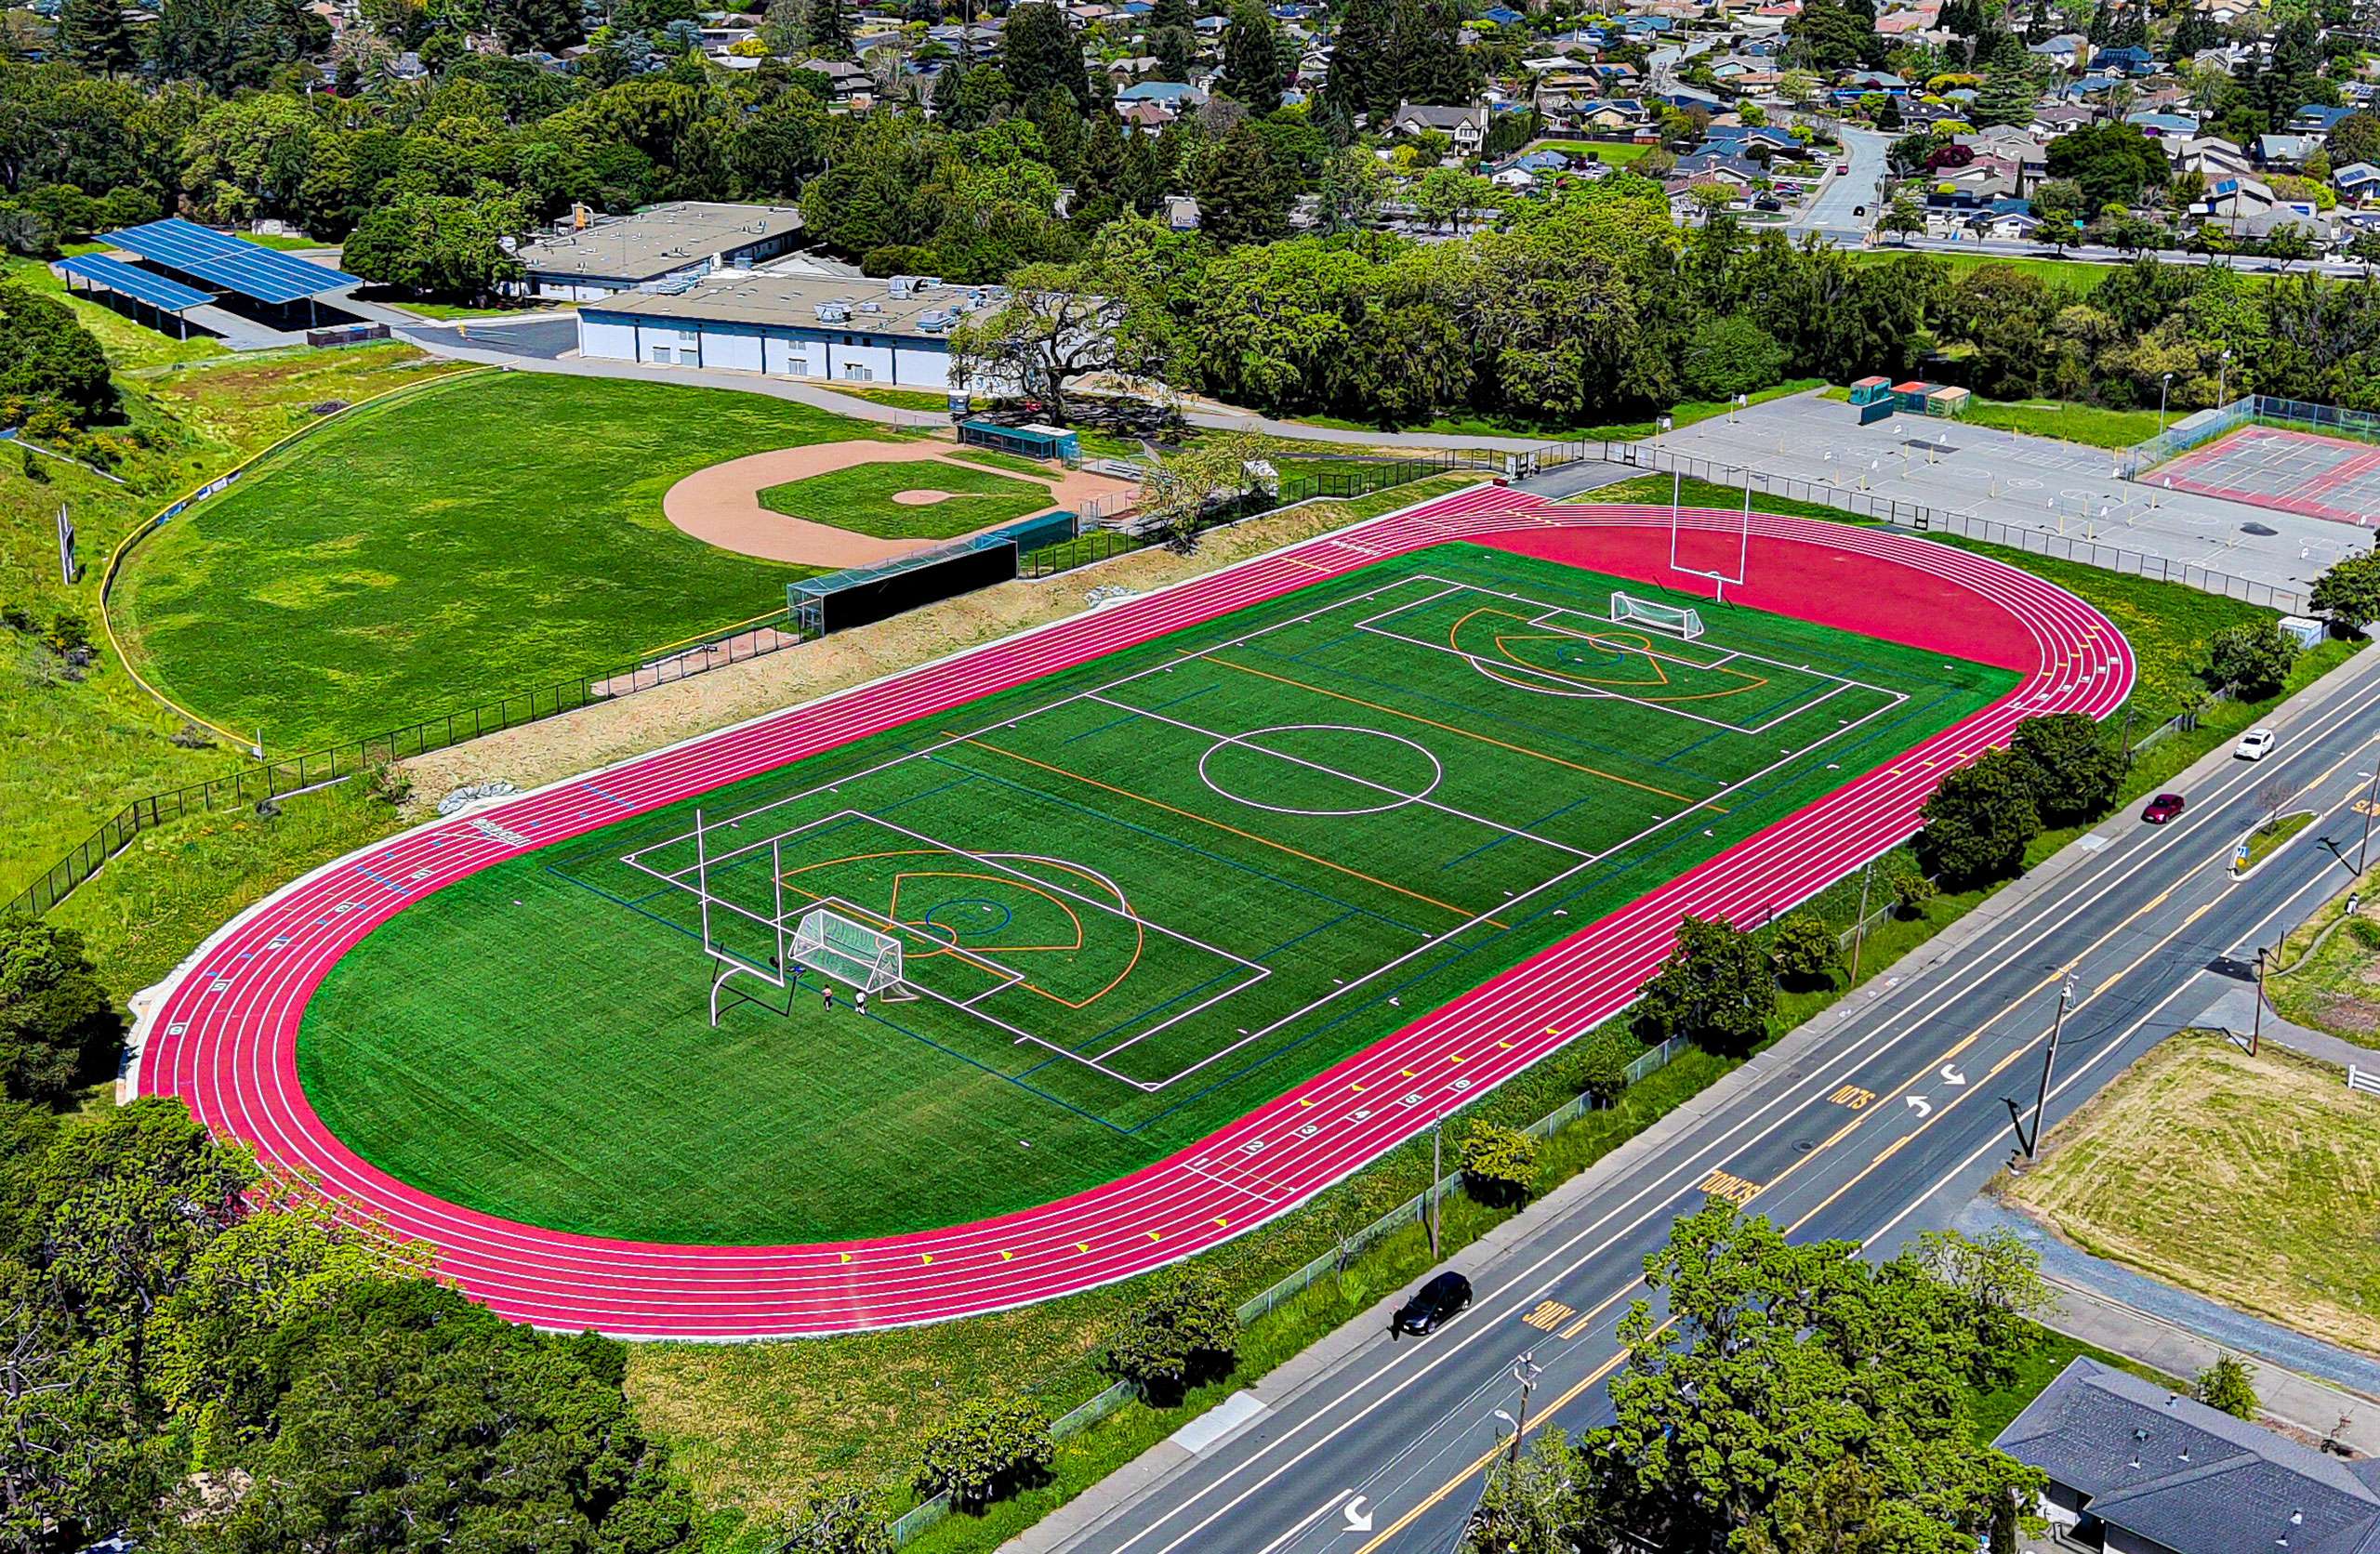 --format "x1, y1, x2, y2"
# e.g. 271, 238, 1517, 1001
1458, 607, 1771, 705
960, 737, 1505, 928
1201, 654, 1723, 814
778, 847, 1144, 1009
